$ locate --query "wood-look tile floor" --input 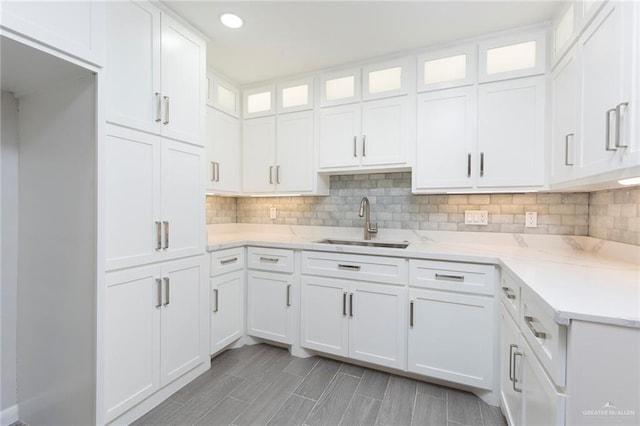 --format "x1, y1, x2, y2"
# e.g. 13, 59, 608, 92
131, 344, 507, 426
